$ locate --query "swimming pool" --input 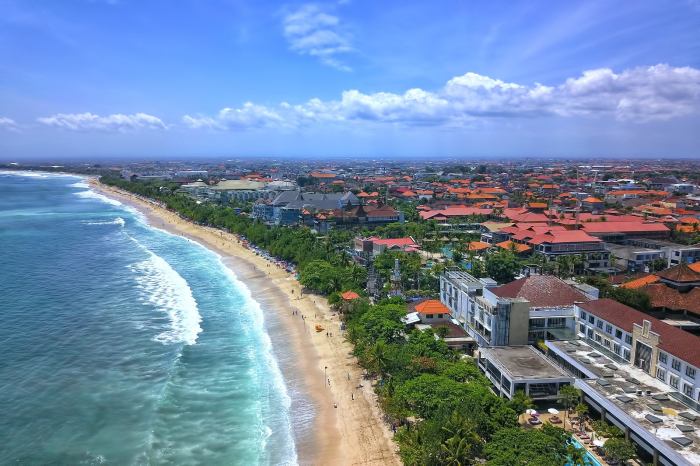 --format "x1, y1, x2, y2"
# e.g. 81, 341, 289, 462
567, 437, 603, 466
